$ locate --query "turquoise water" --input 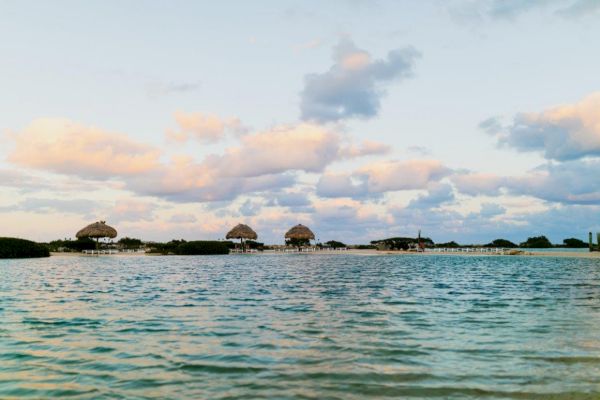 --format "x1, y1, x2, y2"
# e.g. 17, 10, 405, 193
525, 248, 590, 253
1, 254, 600, 399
